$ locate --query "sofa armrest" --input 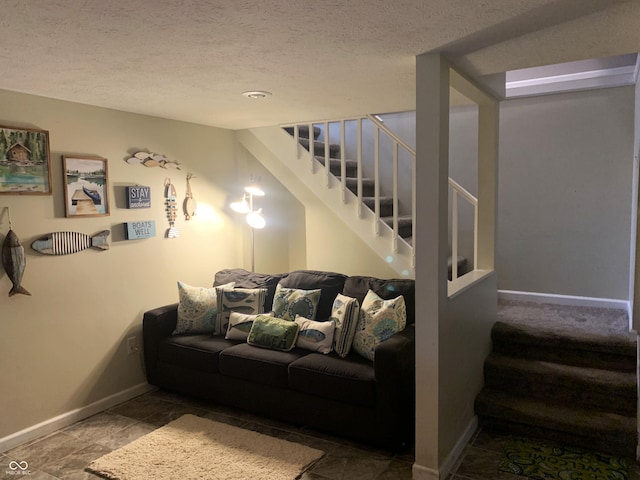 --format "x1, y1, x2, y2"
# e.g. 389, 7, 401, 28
373, 324, 415, 448
143, 303, 179, 338
375, 324, 415, 388
142, 303, 178, 384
